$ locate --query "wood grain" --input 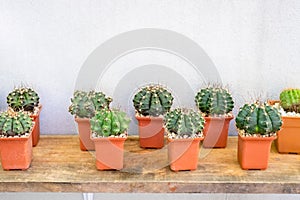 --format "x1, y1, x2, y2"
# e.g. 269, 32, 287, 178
0, 135, 299, 193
